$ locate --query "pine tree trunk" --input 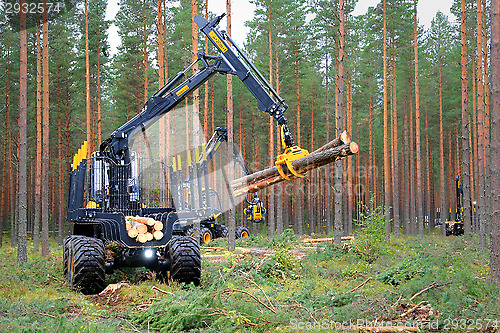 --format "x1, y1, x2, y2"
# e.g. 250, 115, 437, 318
325, 54, 331, 234
482, 0, 492, 238
96, 2, 102, 145
34, 17, 42, 249
391, 42, 400, 236
403, 94, 410, 234
476, 0, 487, 247
334, 0, 345, 245
409, 77, 416, 235
383, 0, 391, 236
472, 57, 478, 232
425, 110, 431, 234
347, 71, 353, 236
460, 0, 472, 234
295, 41, 303, 235
226, 0, 236, 250
413, 2, 424, 236
275, 45, 284, 235
41, 0, 50, 257
438, 55, 446, 235
203, 0, 209, 138
489, 0, 500, 285
17, 0, 28, 264
57, 78, 64, 245
268, 6, 275, 237
85, 0, 91, 155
